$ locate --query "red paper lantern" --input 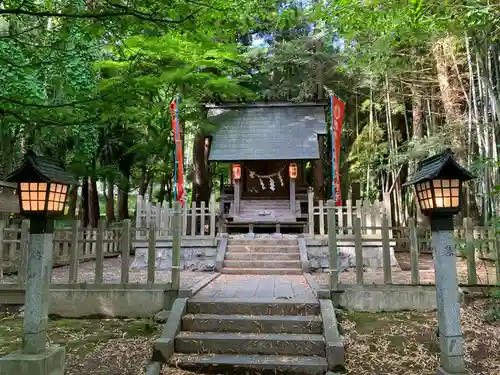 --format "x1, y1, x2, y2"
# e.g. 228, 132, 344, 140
232, 164, 241, 180
289, 163, 297, 179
